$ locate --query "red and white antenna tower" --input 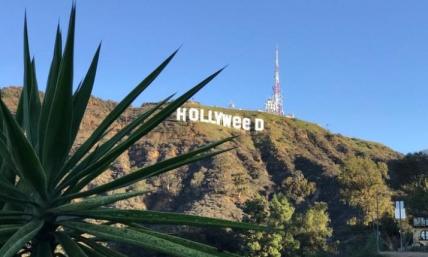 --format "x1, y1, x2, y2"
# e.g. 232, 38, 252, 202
265, 46, 284, 115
